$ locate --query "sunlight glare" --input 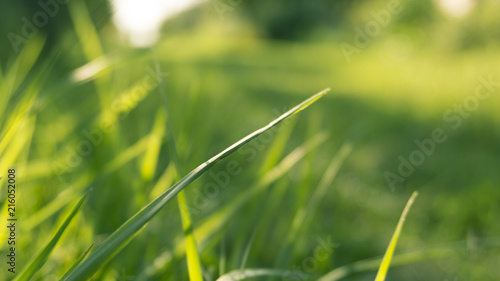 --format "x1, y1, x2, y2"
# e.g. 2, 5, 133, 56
437, 0, 474, 18
111, 0, 202, 47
